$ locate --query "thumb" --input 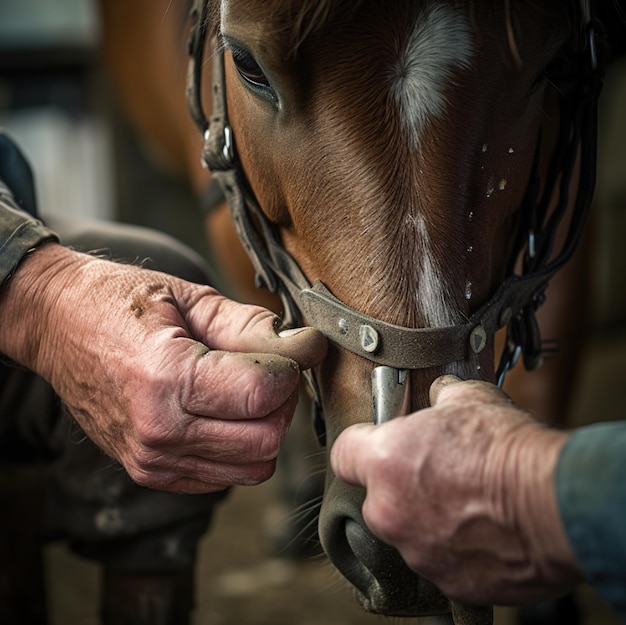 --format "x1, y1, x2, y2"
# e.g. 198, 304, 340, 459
429, 375, 513, 408
275, 326, 328, 370
330, 423, 376, 487
242, 322, 327, 371
187, 291, 327, 370
429, 374, 463, 406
